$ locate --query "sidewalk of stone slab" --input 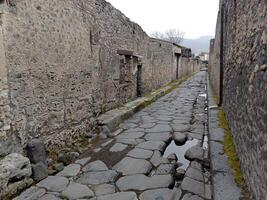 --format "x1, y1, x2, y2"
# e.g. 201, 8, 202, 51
207, 77, 242, 200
